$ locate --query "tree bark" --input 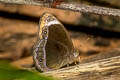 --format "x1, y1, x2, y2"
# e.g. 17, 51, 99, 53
0, 0, 120, 17
43, 49, 120, 80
